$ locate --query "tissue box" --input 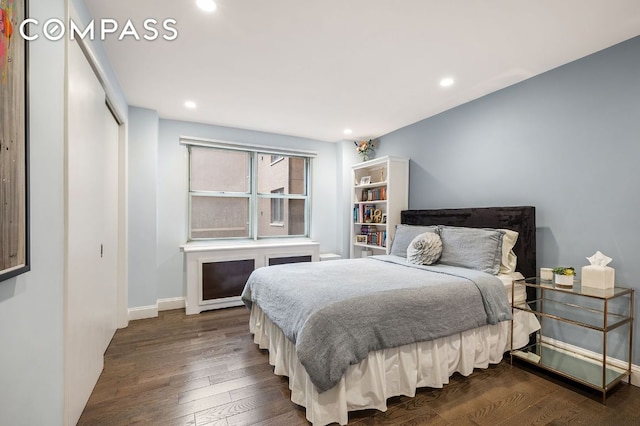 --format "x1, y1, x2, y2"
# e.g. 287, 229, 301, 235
581, 265, 615, 289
